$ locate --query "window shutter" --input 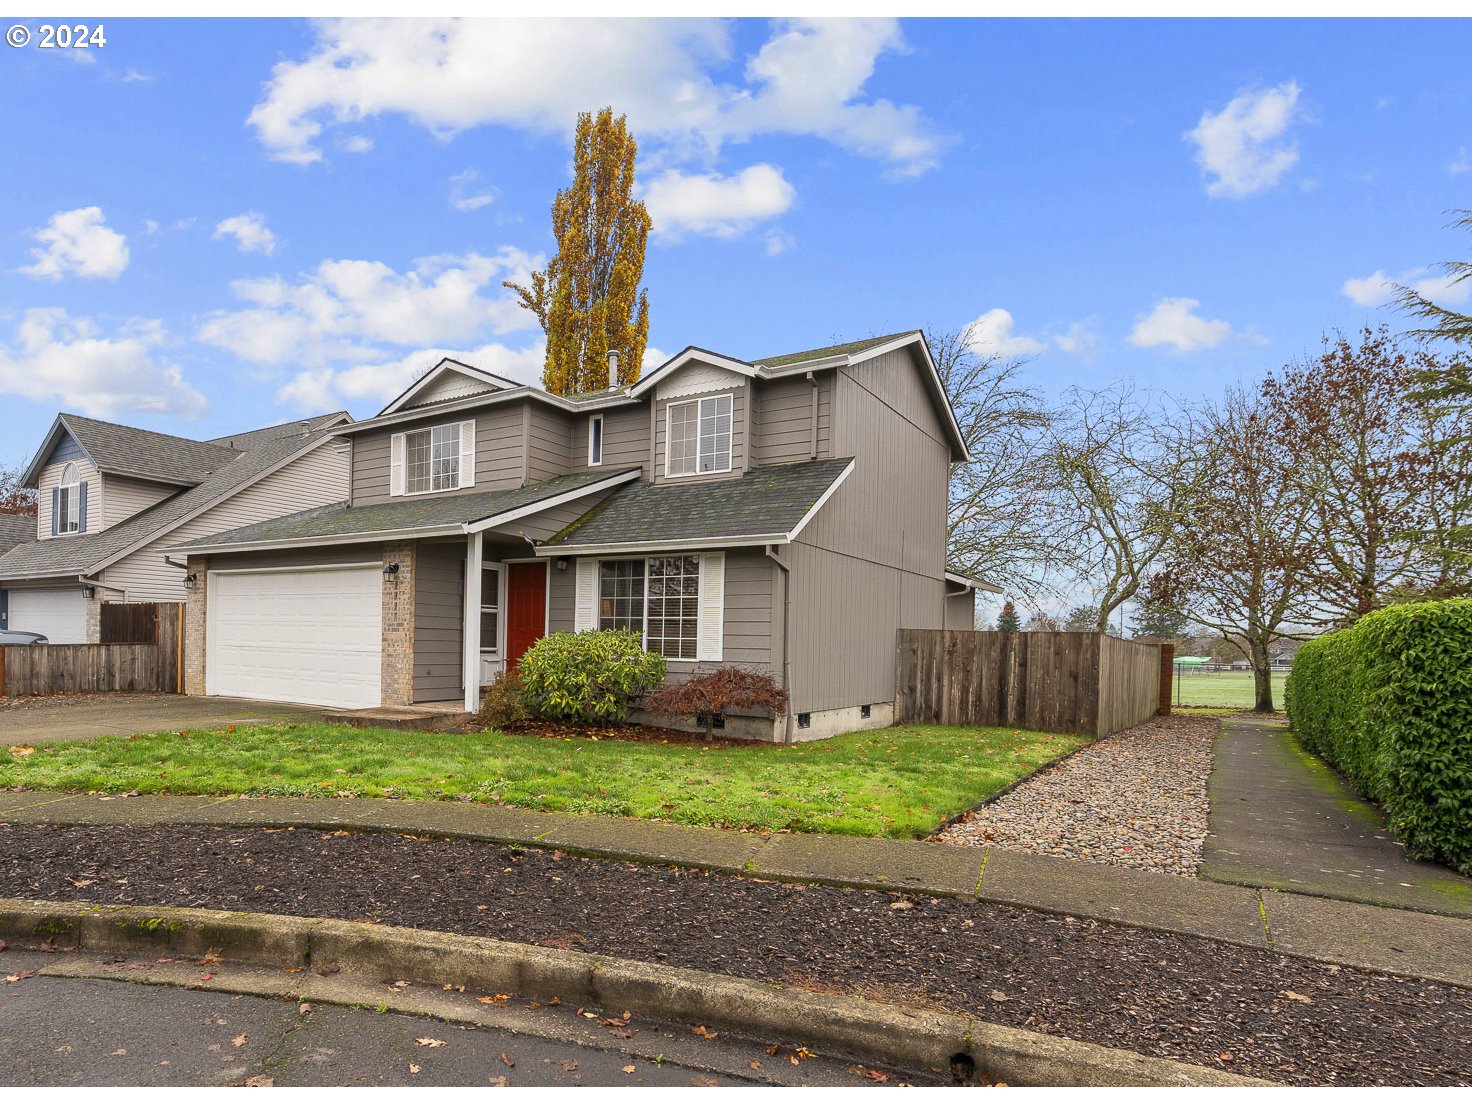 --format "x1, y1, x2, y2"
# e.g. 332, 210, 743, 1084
51, 488, 59, 536
697, 552, 725, 661
459, 419, 477, 488
78, 481, 88, 531
574, 559, 598, 631
389, 432, 405, 497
